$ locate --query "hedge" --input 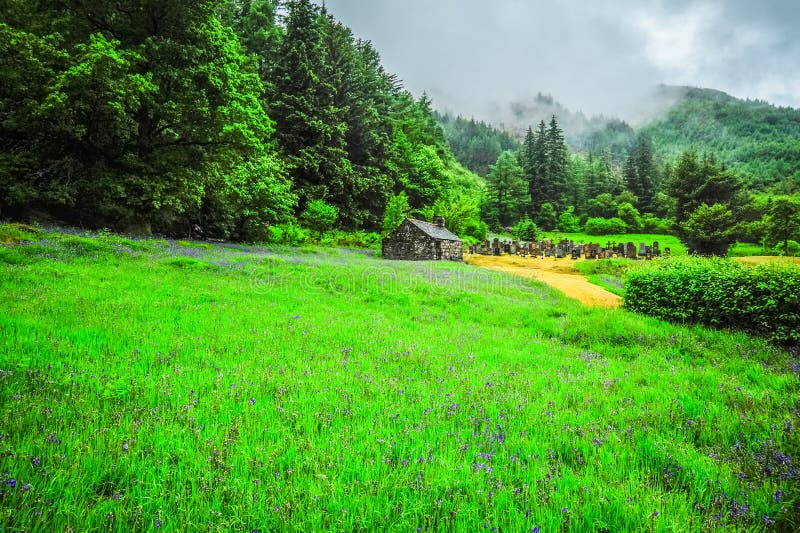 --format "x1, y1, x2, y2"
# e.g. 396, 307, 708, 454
624, 257, 800, 345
